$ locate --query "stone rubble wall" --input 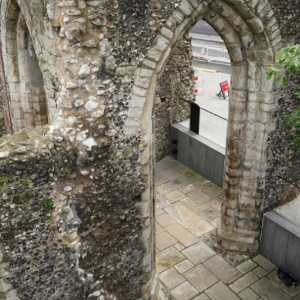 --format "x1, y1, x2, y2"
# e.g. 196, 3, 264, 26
155, 35, 194, 161
264, 0, 300, 210
0, 0, 299, 299
0, 0, 183, 299
0, 128, 83, 300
